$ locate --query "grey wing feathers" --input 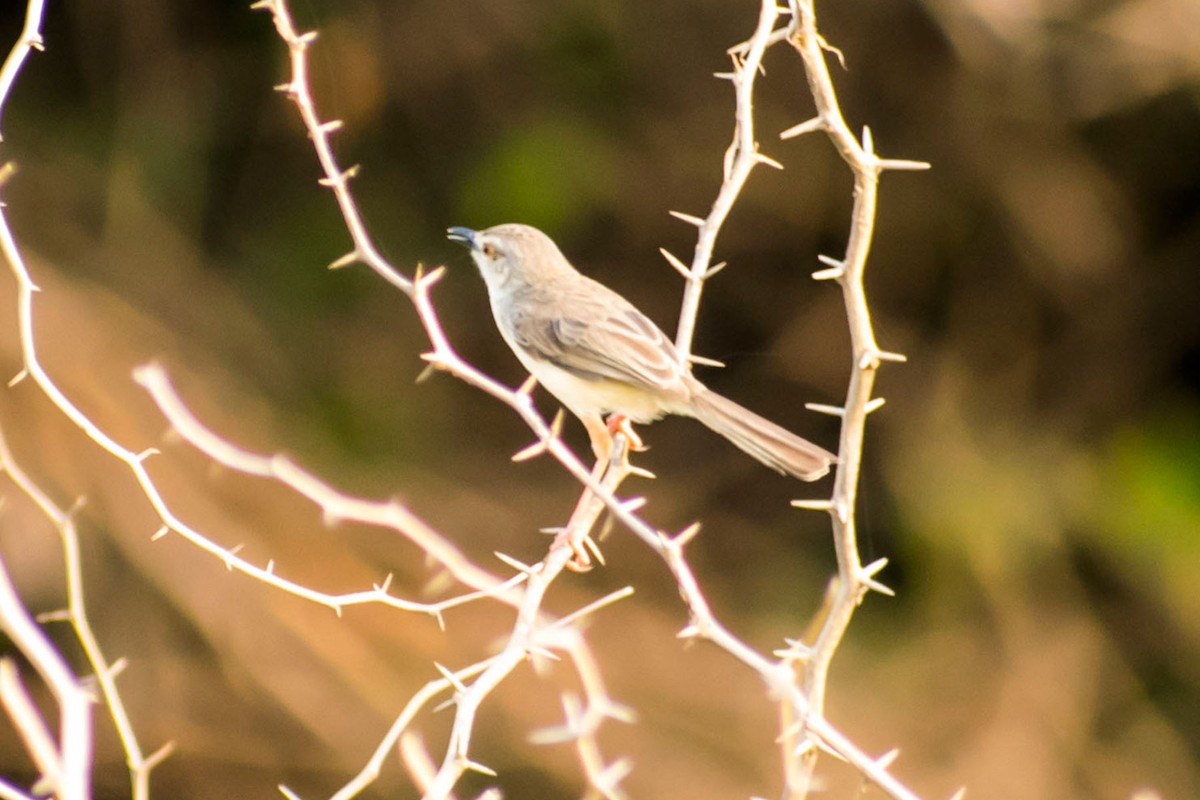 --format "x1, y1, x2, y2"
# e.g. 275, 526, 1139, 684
511, 278, 687, 392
